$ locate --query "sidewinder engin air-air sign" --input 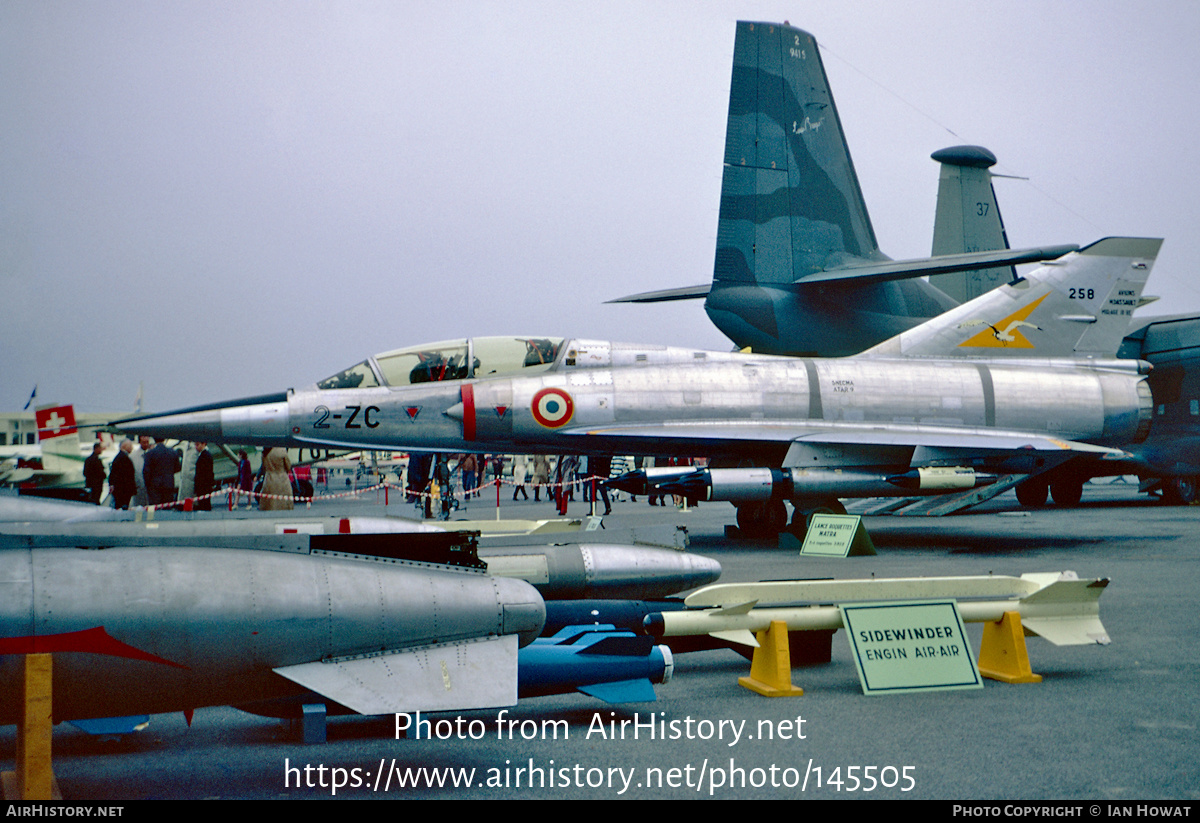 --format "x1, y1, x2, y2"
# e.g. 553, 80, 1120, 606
841, 600, 981, 695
